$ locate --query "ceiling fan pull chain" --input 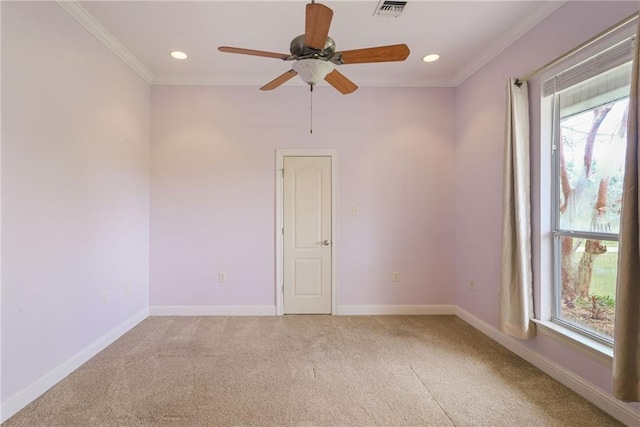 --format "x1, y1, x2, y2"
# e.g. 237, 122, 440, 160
310, 84, 314, 134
